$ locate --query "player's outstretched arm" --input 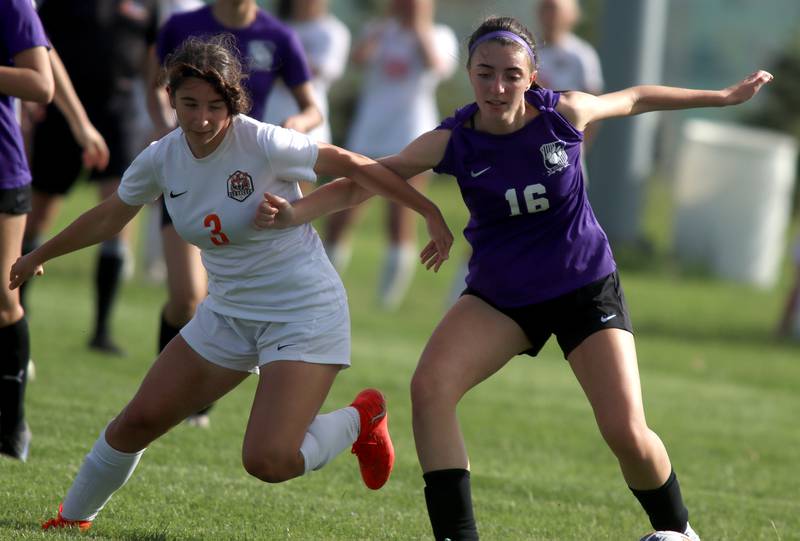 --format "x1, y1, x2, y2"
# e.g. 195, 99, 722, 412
313, 141, 454, 265
252, 179, 372, 230
9, 194, 141, 289
560, 70, 774, 131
